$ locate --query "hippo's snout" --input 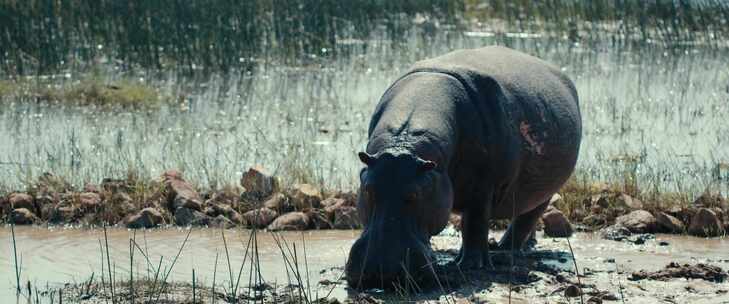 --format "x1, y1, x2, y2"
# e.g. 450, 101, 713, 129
345, 230, 433, 289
